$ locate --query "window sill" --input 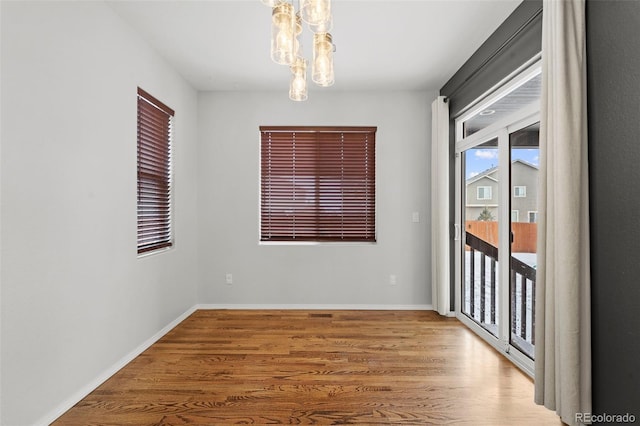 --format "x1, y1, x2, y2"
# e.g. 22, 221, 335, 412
259, 241, 377, 247
137, 245, 173, 258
